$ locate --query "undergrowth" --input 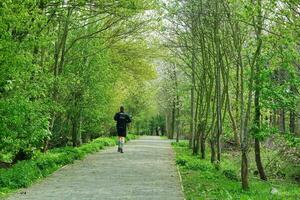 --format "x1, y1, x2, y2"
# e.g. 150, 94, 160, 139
172, 141, 300, 200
